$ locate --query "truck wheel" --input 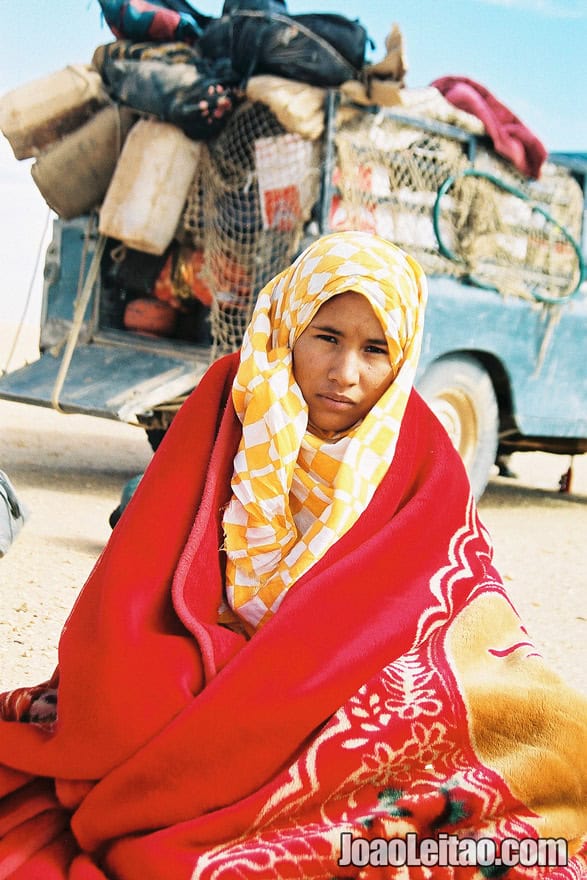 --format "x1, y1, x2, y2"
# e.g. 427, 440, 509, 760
417, 355, 499, 500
